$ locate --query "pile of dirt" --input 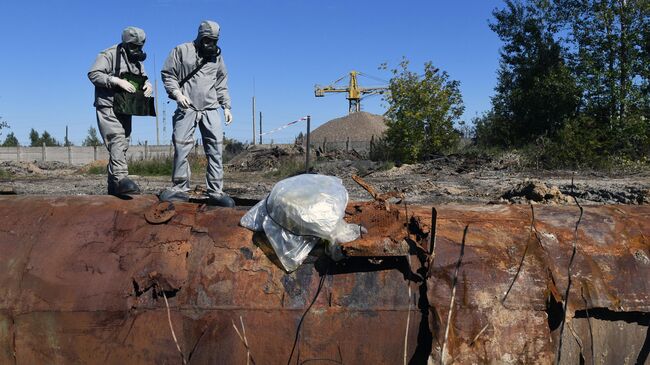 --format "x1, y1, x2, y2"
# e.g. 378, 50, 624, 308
0, 161, 75, 176
227, 144, 305, 171
310, 111, 387, 144
502, 180, 570, 204
501, 180, 650, 205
